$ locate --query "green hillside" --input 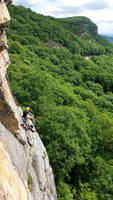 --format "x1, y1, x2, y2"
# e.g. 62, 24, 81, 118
102, 34, 113, 43
7, 4, 113, 200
